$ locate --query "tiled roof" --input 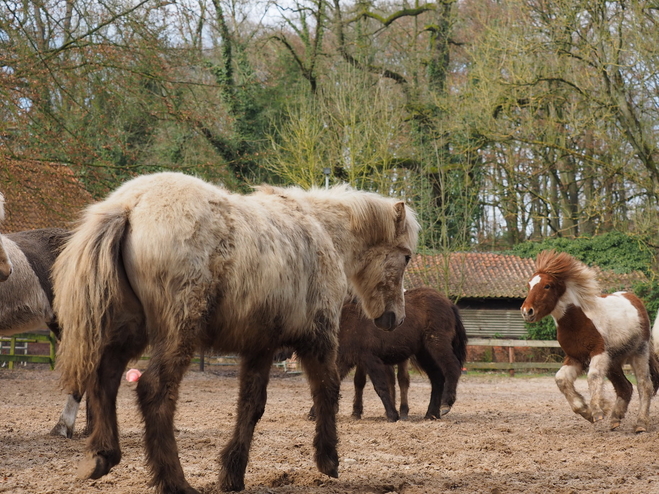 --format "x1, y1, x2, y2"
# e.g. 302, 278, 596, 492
0, 159, 93, 232
405, 252, 648, 299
